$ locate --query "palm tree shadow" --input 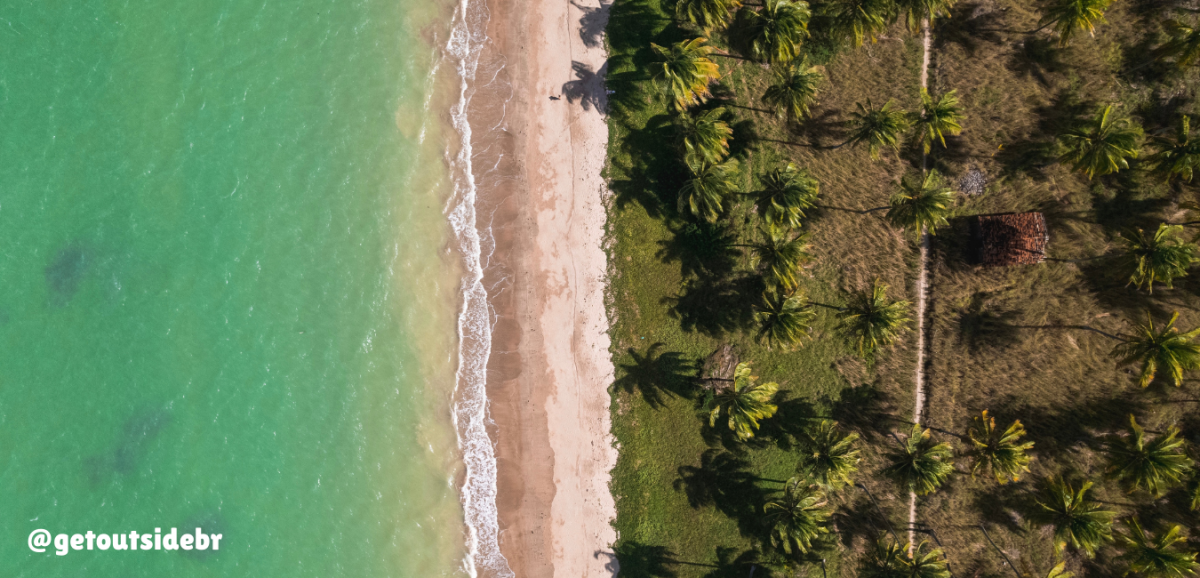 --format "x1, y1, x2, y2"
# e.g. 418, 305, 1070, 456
988, 393, 1148, 460
656, 221, 740, 279
607, 541, 679, 578
674, 448, 774, 538
832, 494, 894, 548
664, 274, 762, 337
700, 547, 762, 578
957, 292, 1023, 353
787, 108, 845, 147
573, 0, 613, 49
970, 480, 1032, 535
563, 60, 611, 112
1008, 36, 1066, 88
823, 383, 897, 442
749, 394, 819, 451
935, 2, 1006, 56
614, 343, 700, 408
611, 113, 684, 219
